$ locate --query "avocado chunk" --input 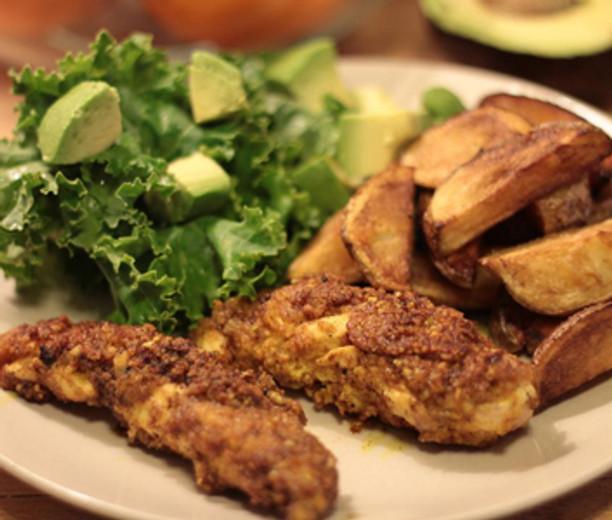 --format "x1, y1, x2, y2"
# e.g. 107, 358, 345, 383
146, 152, 231, 223
189, 51, 247, 123
37, 81, 122, 165
292, 157, 350, 213
266, 38, 351, 112
336, 87, 422, 183
420, 0, 612, 58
